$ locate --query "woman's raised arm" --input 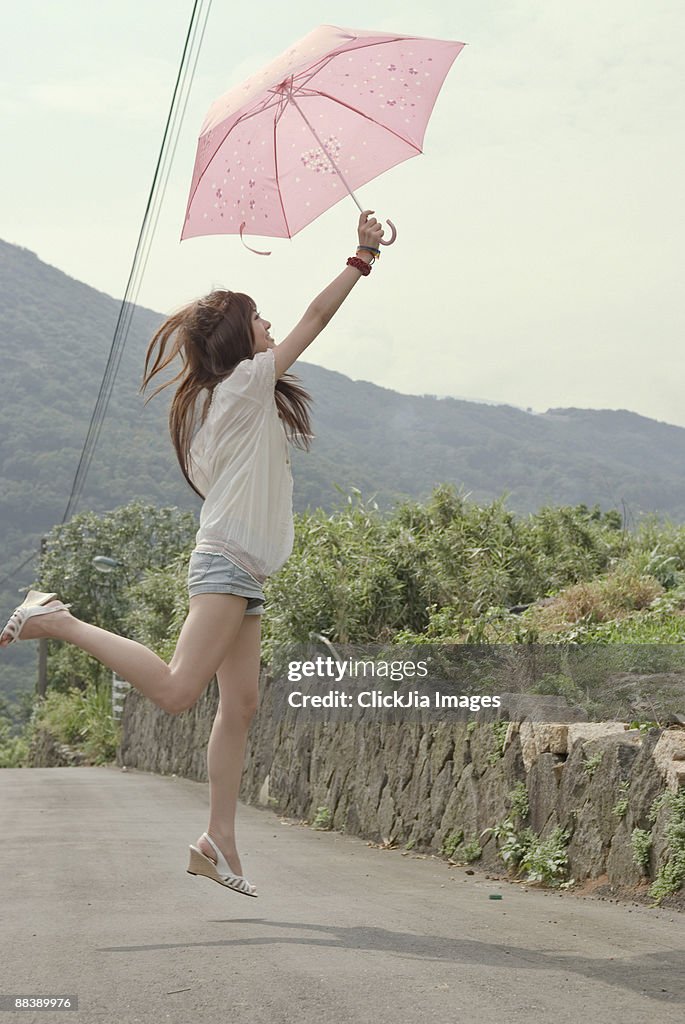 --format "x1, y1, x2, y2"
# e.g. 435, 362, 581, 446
273, 211, 384, 379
